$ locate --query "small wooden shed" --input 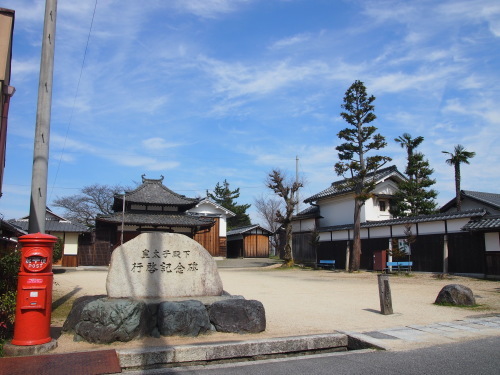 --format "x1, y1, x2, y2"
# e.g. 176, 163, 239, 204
226, 224, 272, 258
